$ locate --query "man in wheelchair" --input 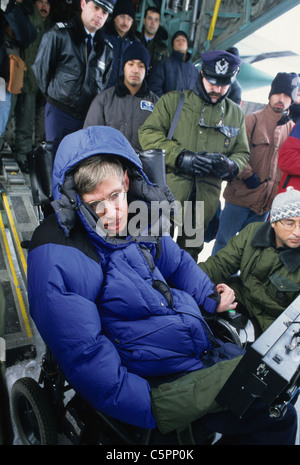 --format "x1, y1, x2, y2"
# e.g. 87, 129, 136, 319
26, 126, 298, 445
